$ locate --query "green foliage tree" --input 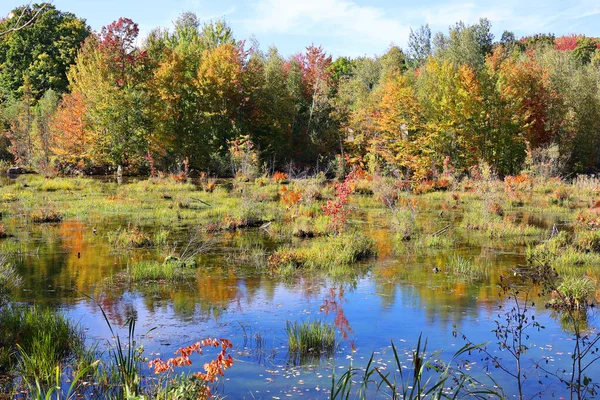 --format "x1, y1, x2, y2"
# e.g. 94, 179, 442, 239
407, 24, 432, 69
434, 18, 494, 68
0, 3, 90, 100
